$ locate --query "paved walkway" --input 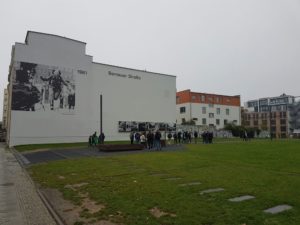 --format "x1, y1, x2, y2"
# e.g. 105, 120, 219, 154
21, 145, 185, 165
0, 143, 56, 225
